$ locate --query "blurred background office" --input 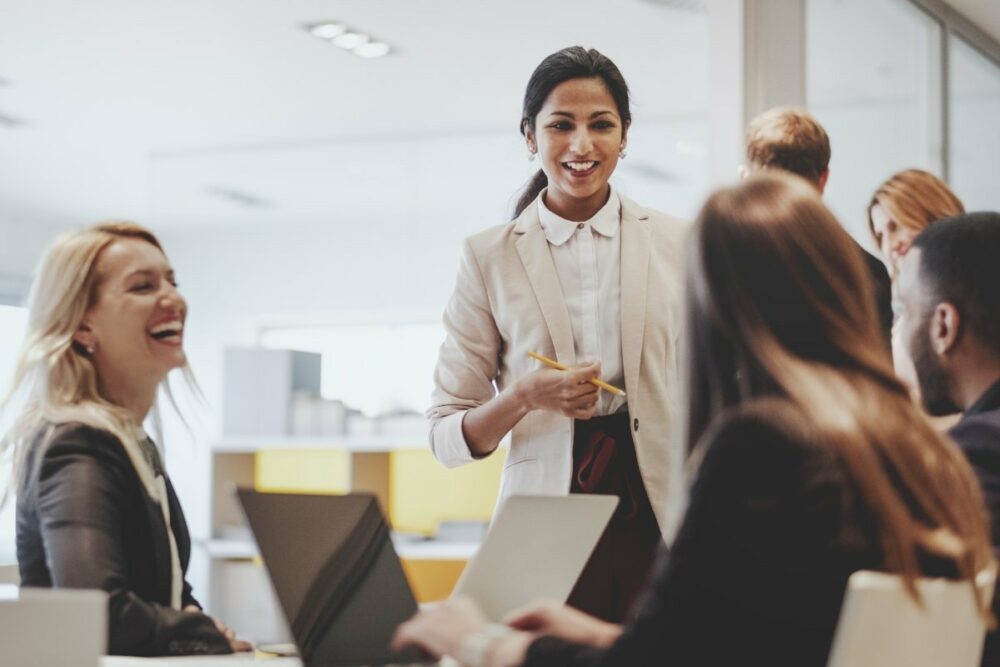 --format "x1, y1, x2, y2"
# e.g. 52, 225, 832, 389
0, 0, 998, 642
